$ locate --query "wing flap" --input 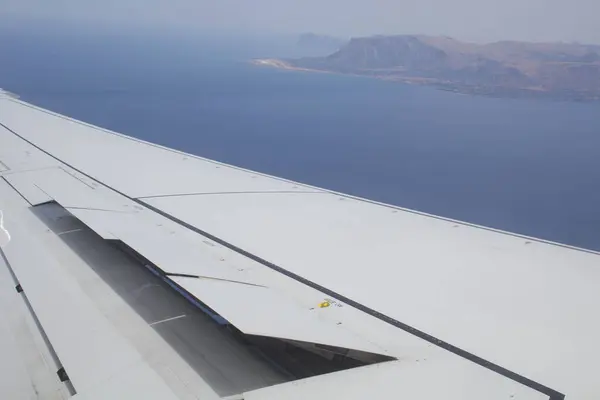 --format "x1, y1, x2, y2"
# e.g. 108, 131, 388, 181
0, 179, 179, 397
12, 167, 390, 358
4, 171, 54, 206
244, 359, 548, 400
171, 276, 387, 356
